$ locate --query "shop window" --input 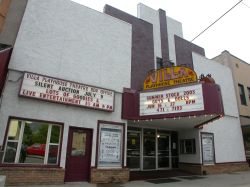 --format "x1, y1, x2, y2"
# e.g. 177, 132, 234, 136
71, 132, 86, 156
156, 57, 163, 69
238, 84, 247, 105
248, 87, 250, 102
180, 139, 196, 154
2, 119, 62, 165
243, 130, 250, 159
